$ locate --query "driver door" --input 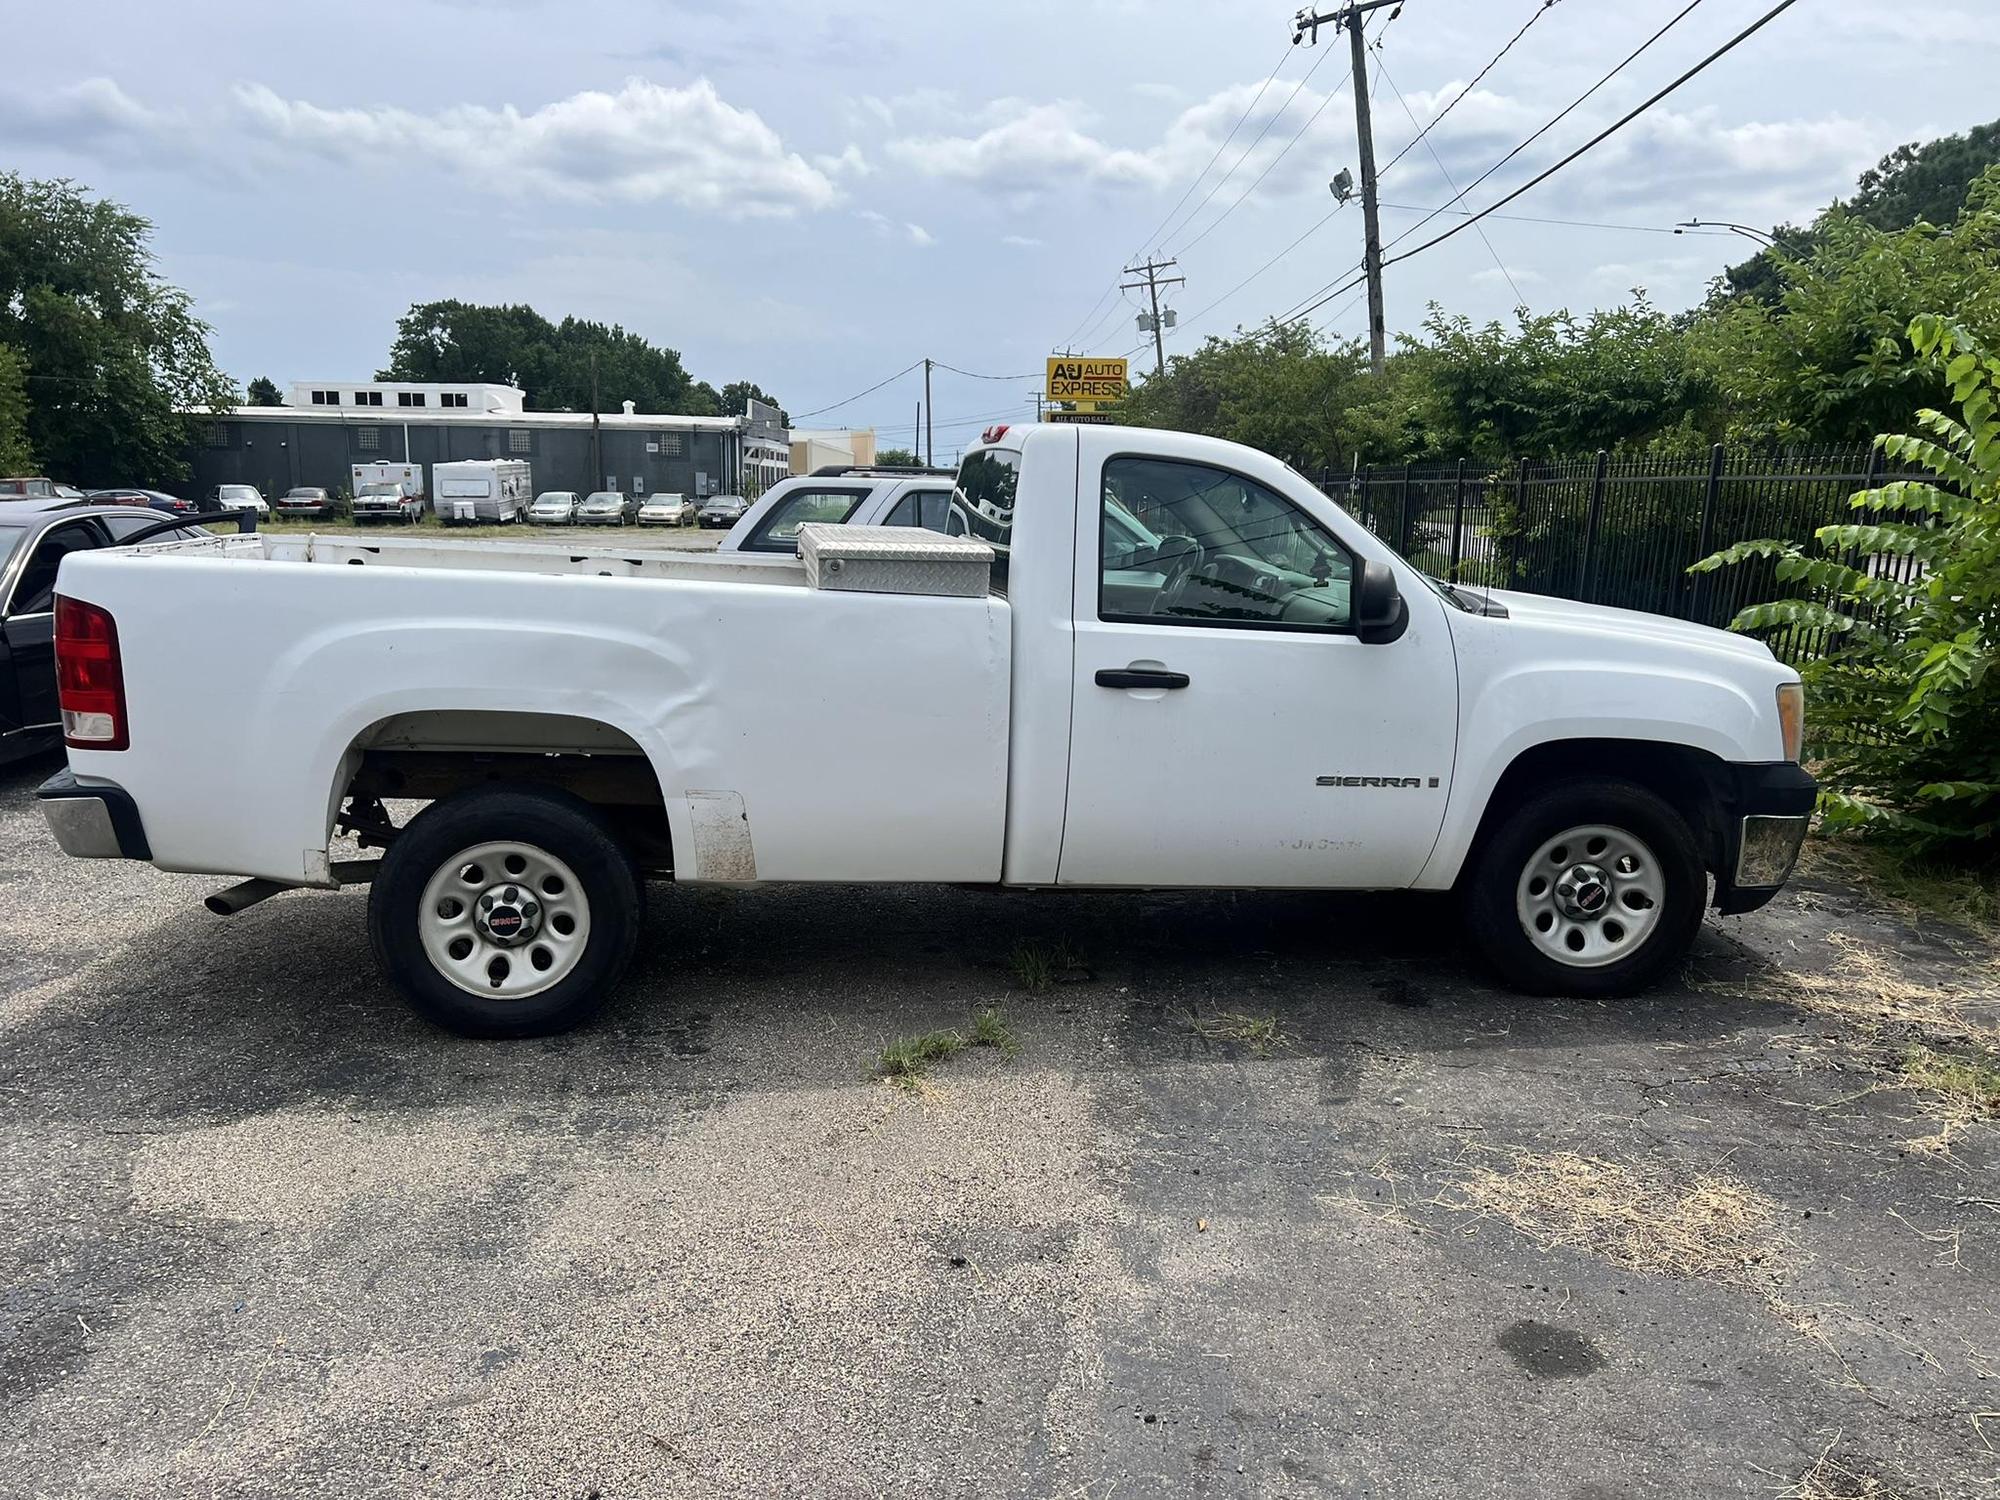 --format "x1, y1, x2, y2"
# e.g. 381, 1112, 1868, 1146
1060, 453, 1456, 890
